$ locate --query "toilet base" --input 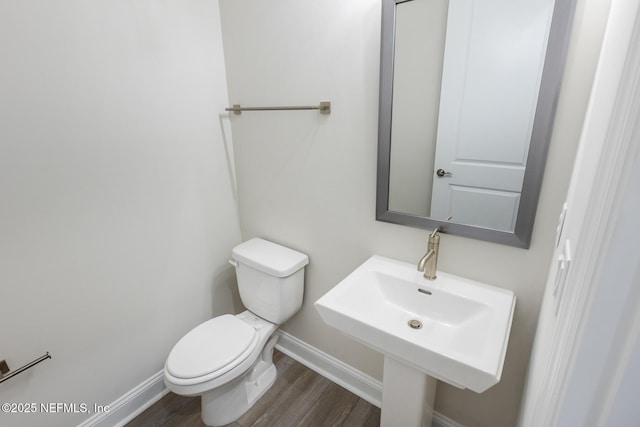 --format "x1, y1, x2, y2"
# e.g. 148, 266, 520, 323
200, 334, 278, 426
